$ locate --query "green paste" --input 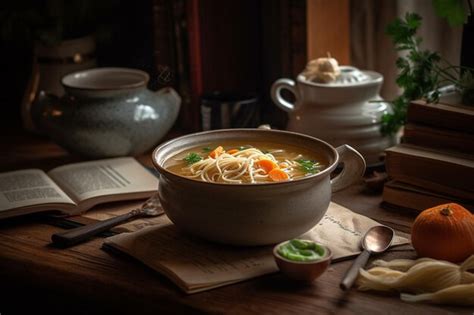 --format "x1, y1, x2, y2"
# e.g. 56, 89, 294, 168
277, 239, 326, 262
